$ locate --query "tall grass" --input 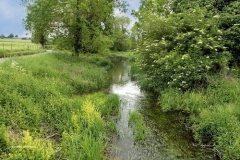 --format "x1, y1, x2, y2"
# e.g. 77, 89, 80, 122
129, 111, 146, 141
159, 79, 240, 159
0, 52, 119, 159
